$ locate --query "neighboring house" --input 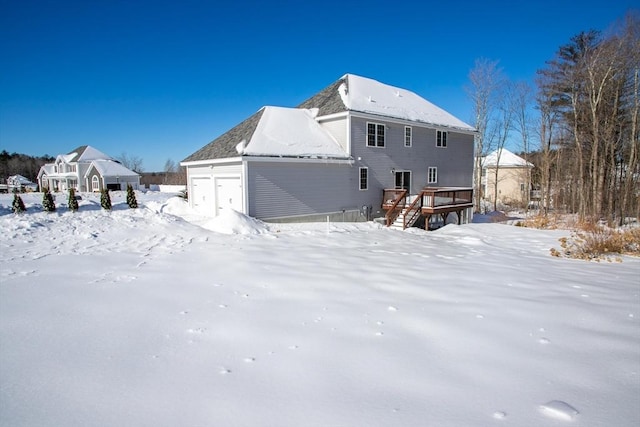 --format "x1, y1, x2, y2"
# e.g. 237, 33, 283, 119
482, 148, 534, 207
181, 74, 476, 224
7, 175, 38, 192
38, 145, 140, 192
